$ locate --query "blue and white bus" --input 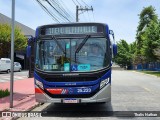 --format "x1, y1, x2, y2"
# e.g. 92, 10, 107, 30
27, 23, 117, 104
